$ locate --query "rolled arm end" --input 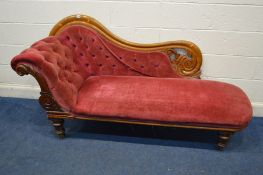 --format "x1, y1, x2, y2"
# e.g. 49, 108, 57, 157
14, 64, 30, 76
10, 37, 83, 111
